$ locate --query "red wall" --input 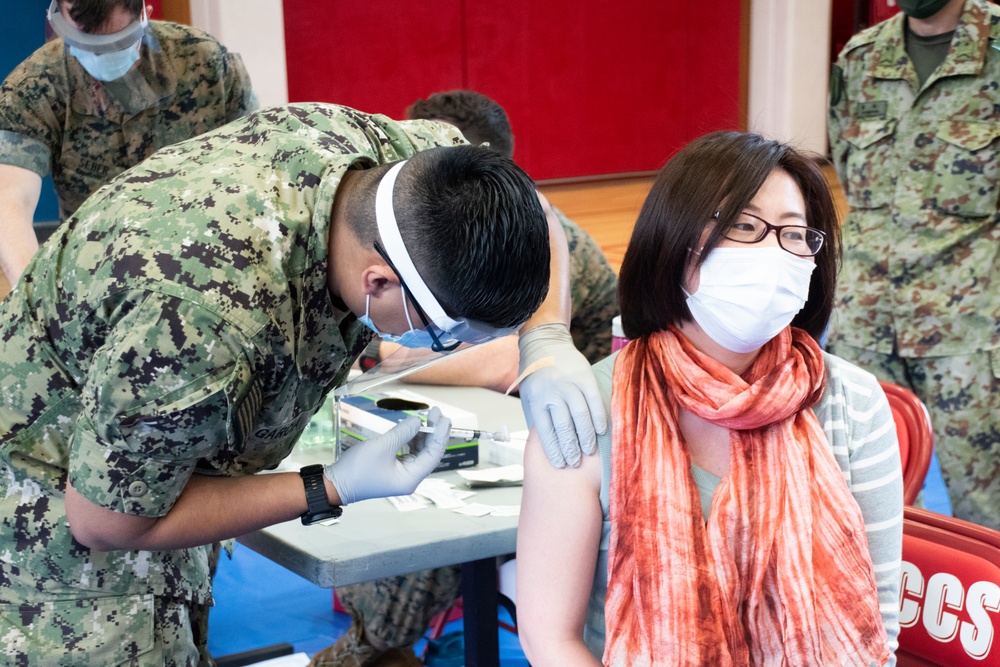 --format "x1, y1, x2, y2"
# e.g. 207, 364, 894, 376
283, 1, 742, 180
